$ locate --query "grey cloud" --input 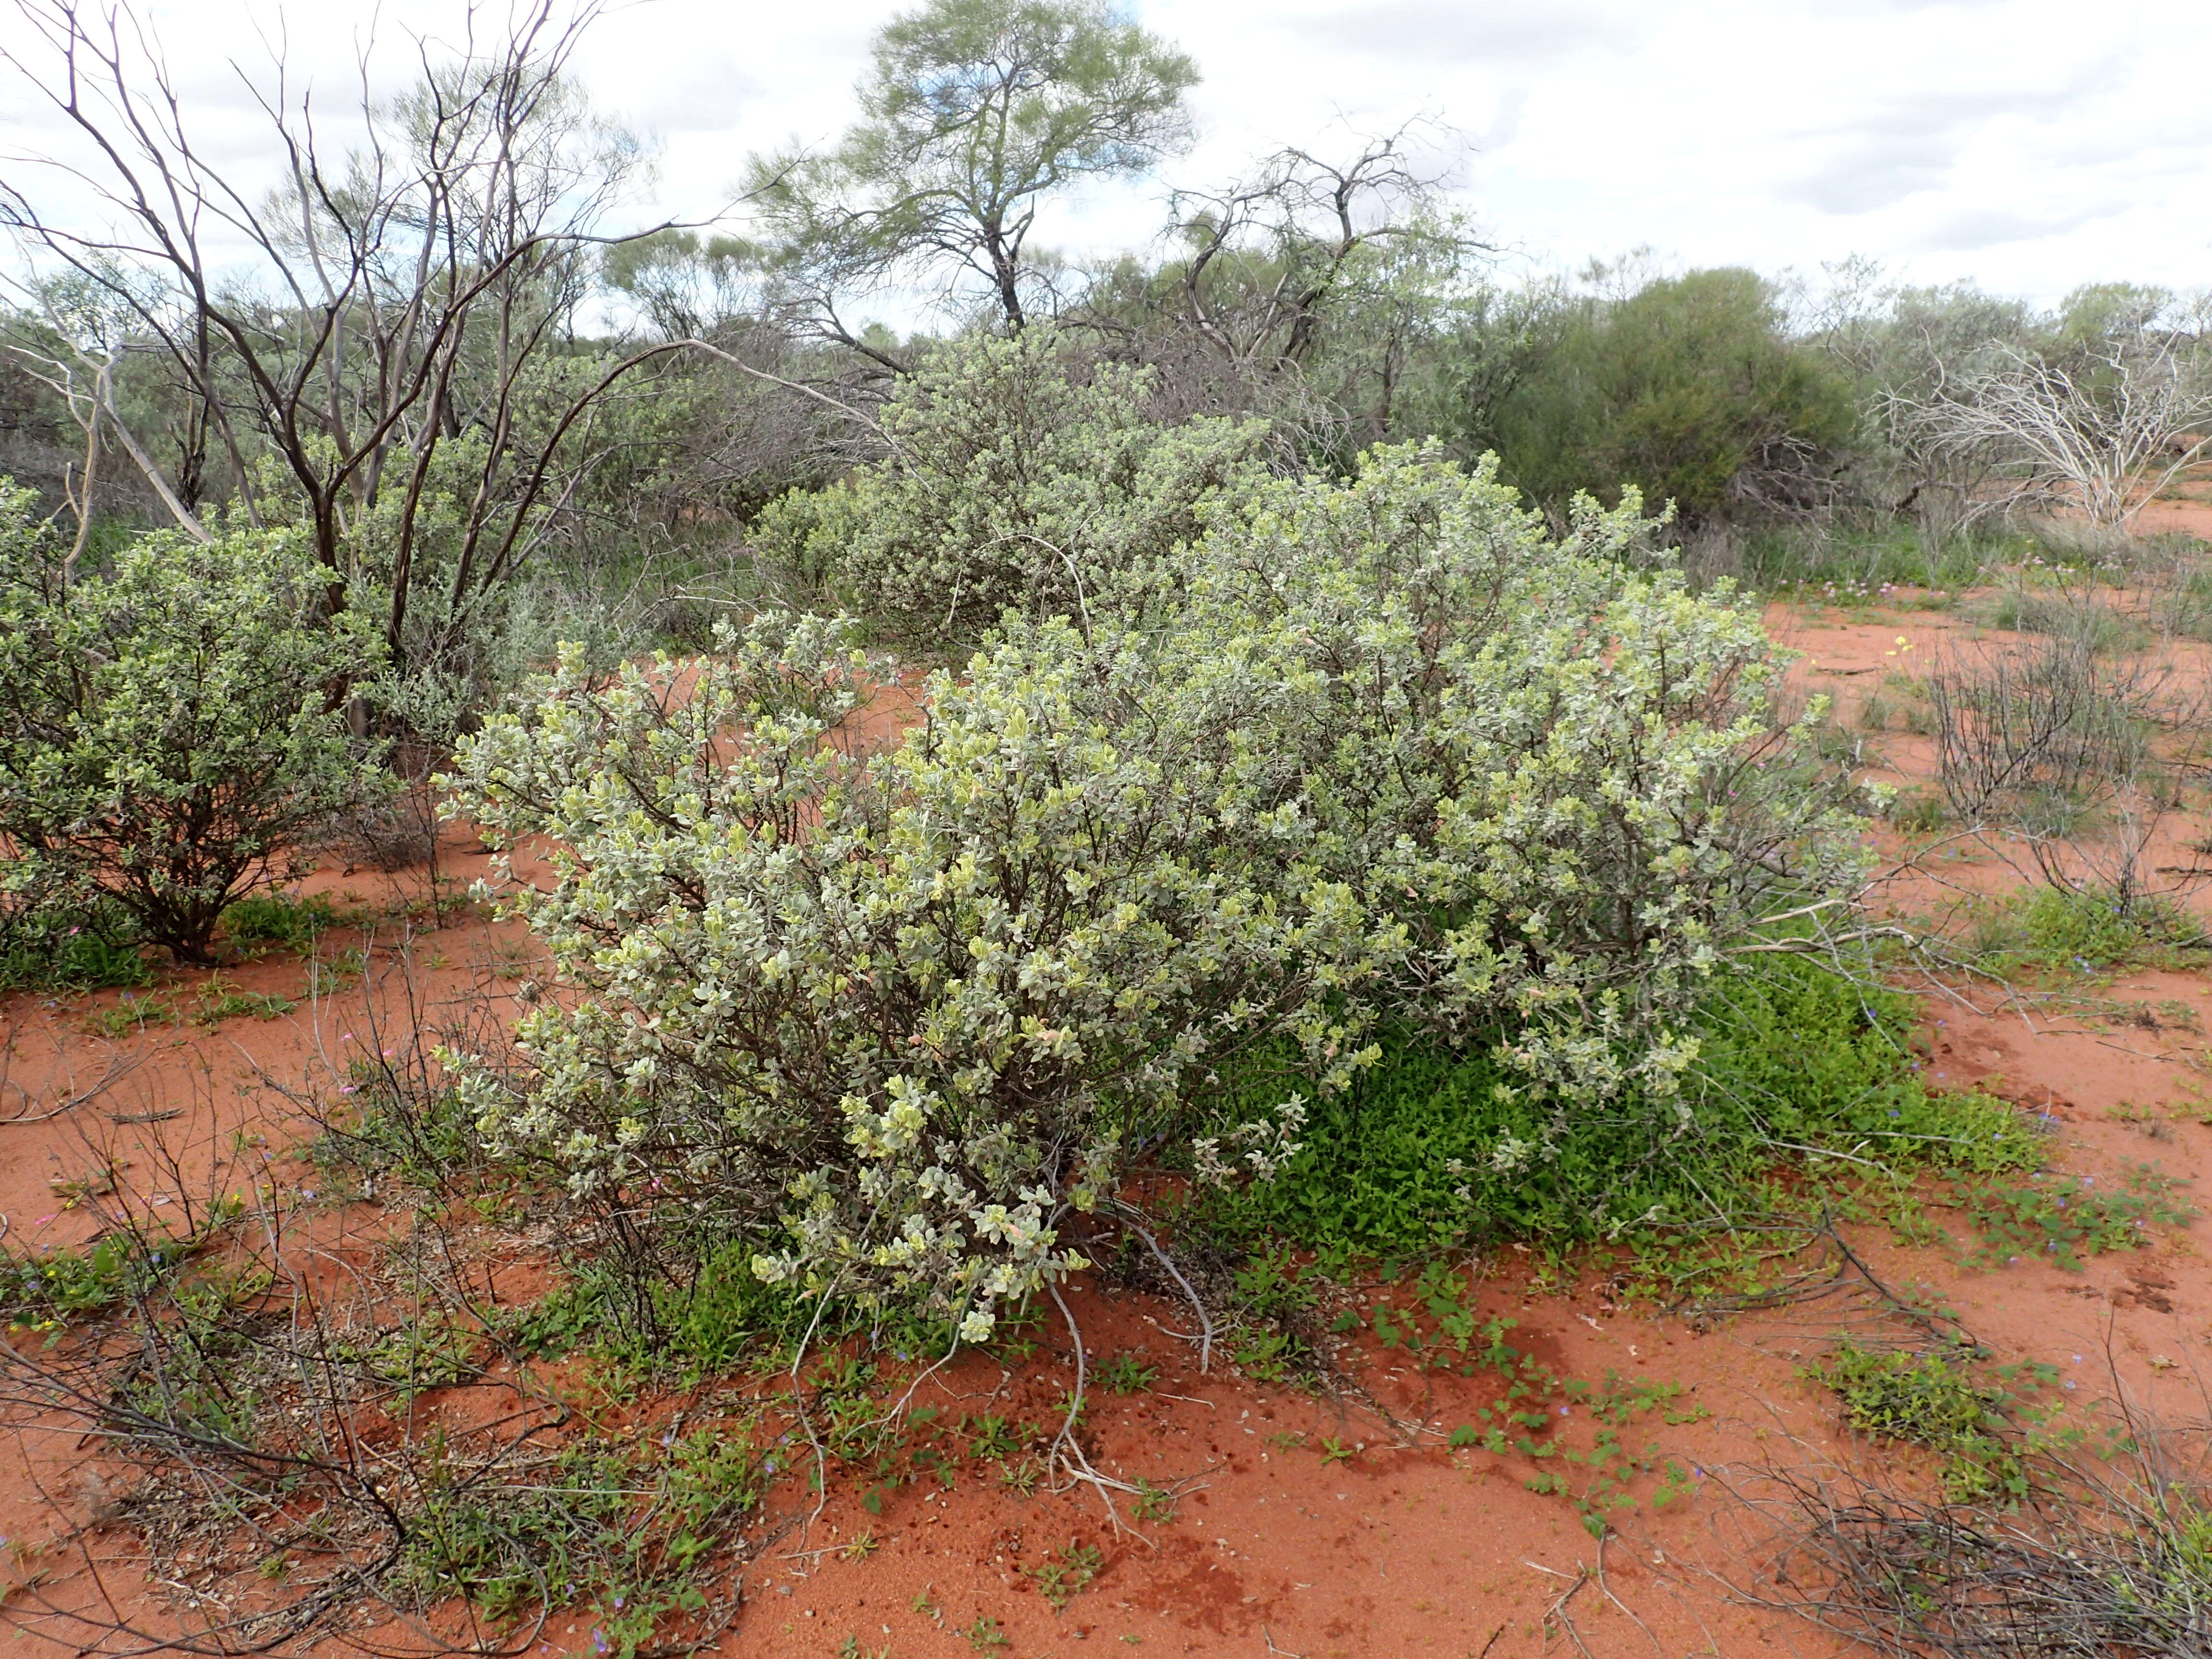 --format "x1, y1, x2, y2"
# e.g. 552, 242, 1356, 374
1912, 200, 2105, 251
1286, 0, 1651, 66
1778, 70, 2116, 217
1789, 147, 1950, 215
